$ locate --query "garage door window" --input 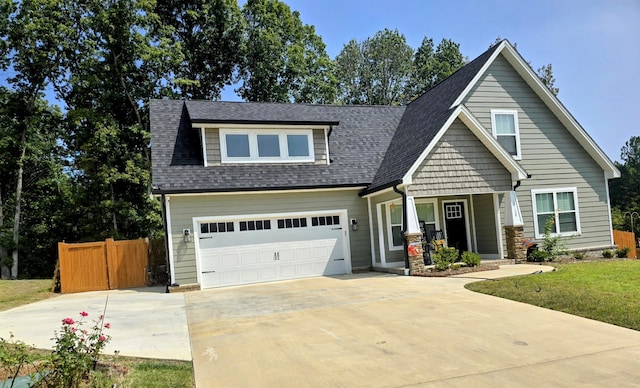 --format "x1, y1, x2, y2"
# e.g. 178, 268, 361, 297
239, 220, 272, 231
277, 217, 308, 229
311, 215, 340, 226
201, 222, 234, 234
